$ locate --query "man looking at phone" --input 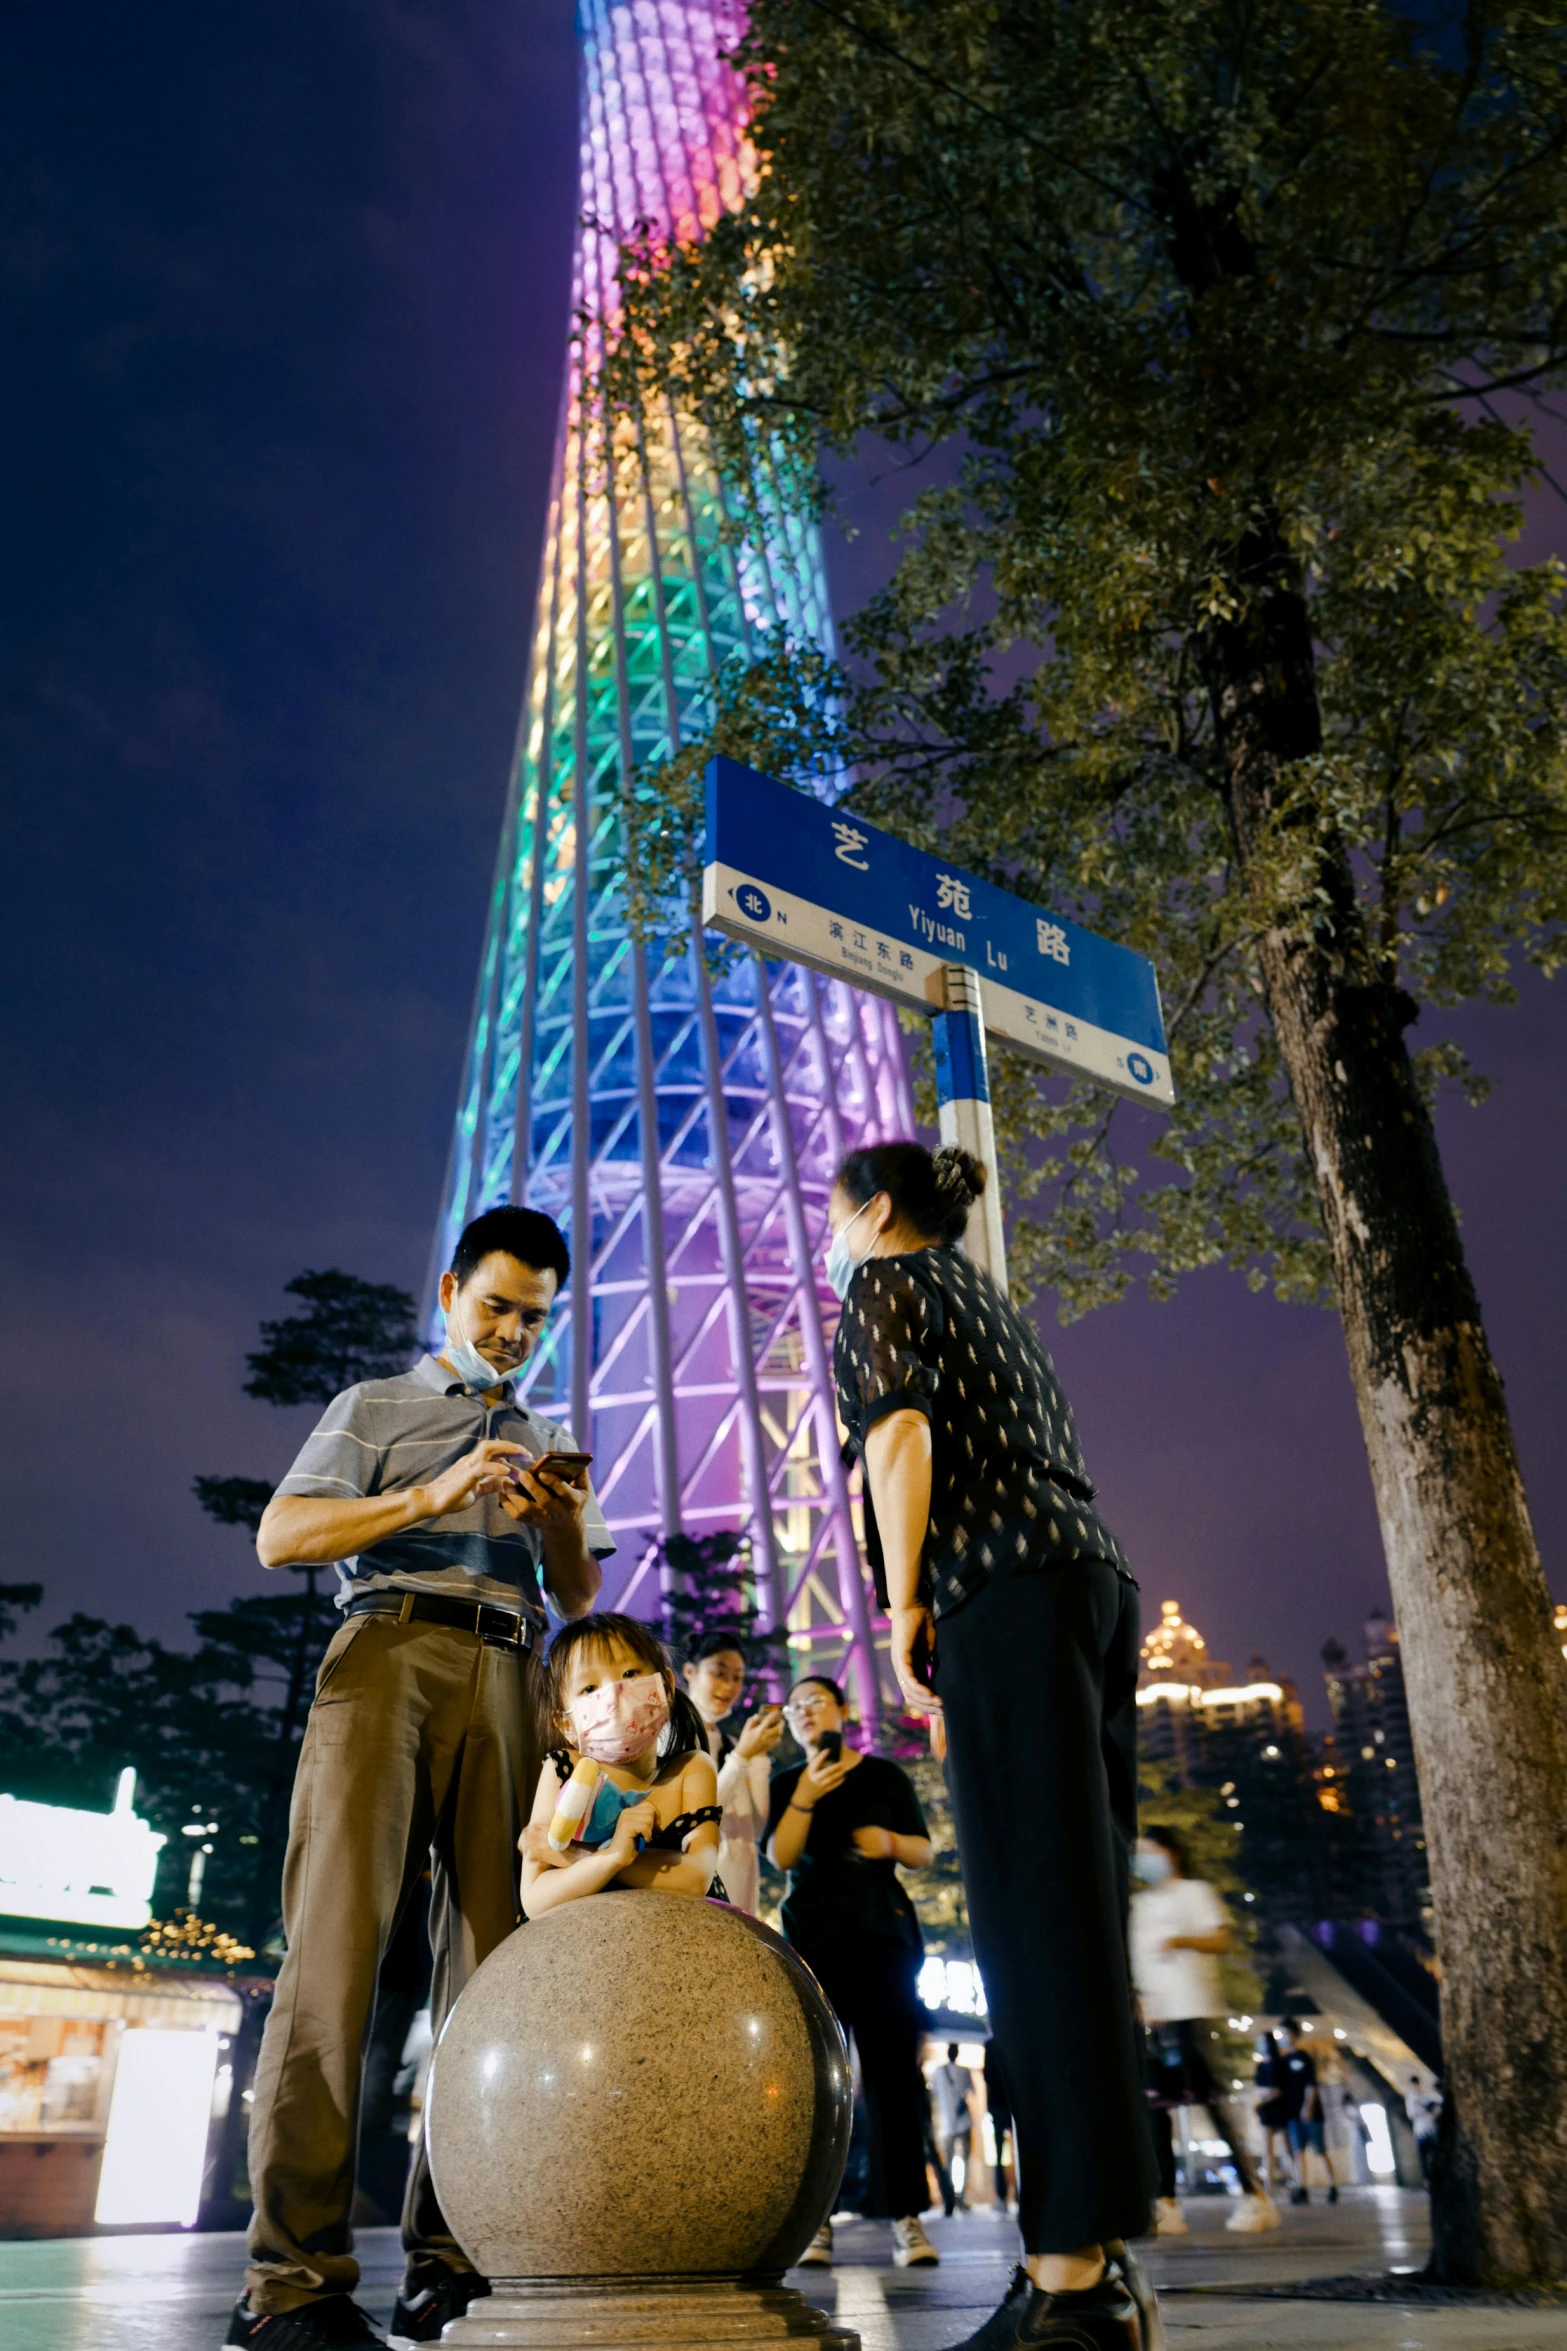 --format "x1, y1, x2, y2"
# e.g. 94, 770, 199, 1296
228, 1206, 609, 2351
